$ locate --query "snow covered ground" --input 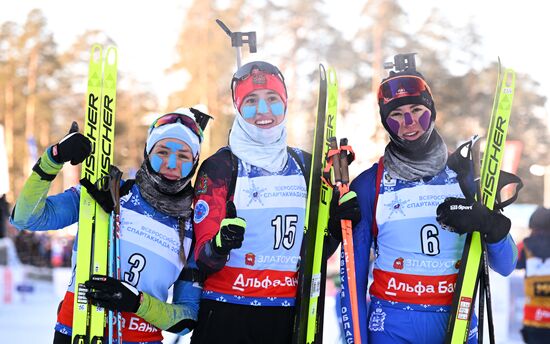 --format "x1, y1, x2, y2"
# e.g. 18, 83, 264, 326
0, 278, 59, 342
0, 267, 342, 343
0, 264, 523, 343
